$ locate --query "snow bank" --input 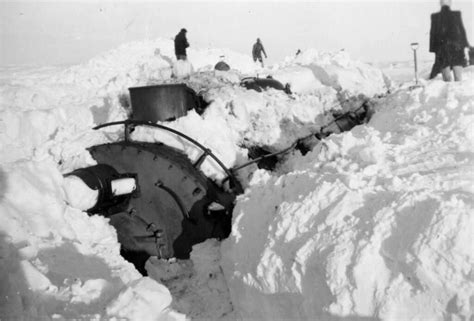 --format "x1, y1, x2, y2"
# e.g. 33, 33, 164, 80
221, 78, 474, 320
281, 49, 391, 97
0, 160, 184, 320
270, 66, 325, 94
